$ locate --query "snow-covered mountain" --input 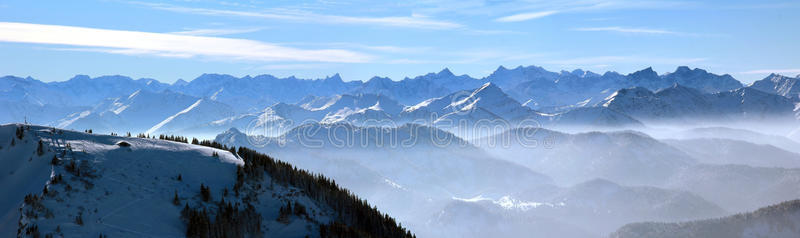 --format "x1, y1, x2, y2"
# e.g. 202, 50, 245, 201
0, 124, 411, 237
0, 75, 170, 108
205, 93, 405, 137
348, 69, 471, 105
749, 73, 800, 100
144, 98, 236, 136
54, 90, 232, 134
171, 73, 361, 113
662, 66, 742, 93
601, 84, 797, 123
499, 66, 742, 111
612, 199, 800, 238
1, 64, 756, 125
400, 83, 541, 126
